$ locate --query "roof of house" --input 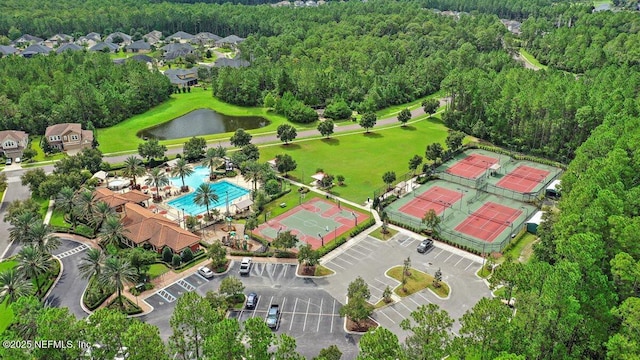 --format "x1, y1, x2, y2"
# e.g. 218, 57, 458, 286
15, 34, 43, 43
104, 32, 132, 43
164, 68, 198, 85
48, 33, 73, 42
164, 48, 194, 61
194, 32, 221, 40
45, 123, 83, 137
22, 44, 52, 55
546, 179, 561, 191
121, 203, 200, 252
94, 188, 151, 209
130, 54, 154, 63
81, 129, 94, 144
161, 43, 194, 53
0, 45, 18, 55
214, 57, 250, 68
89, 42, 120, 52
311, 172, 325, 181
234, 198, 253, 209
527, 210, 545, 225
56, 43, 83, 53
0, 130, 28, 144
215, 35, 245, 45
144, 30, 162, 39
126, 40, 151, 51
166, 31, 194, 41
